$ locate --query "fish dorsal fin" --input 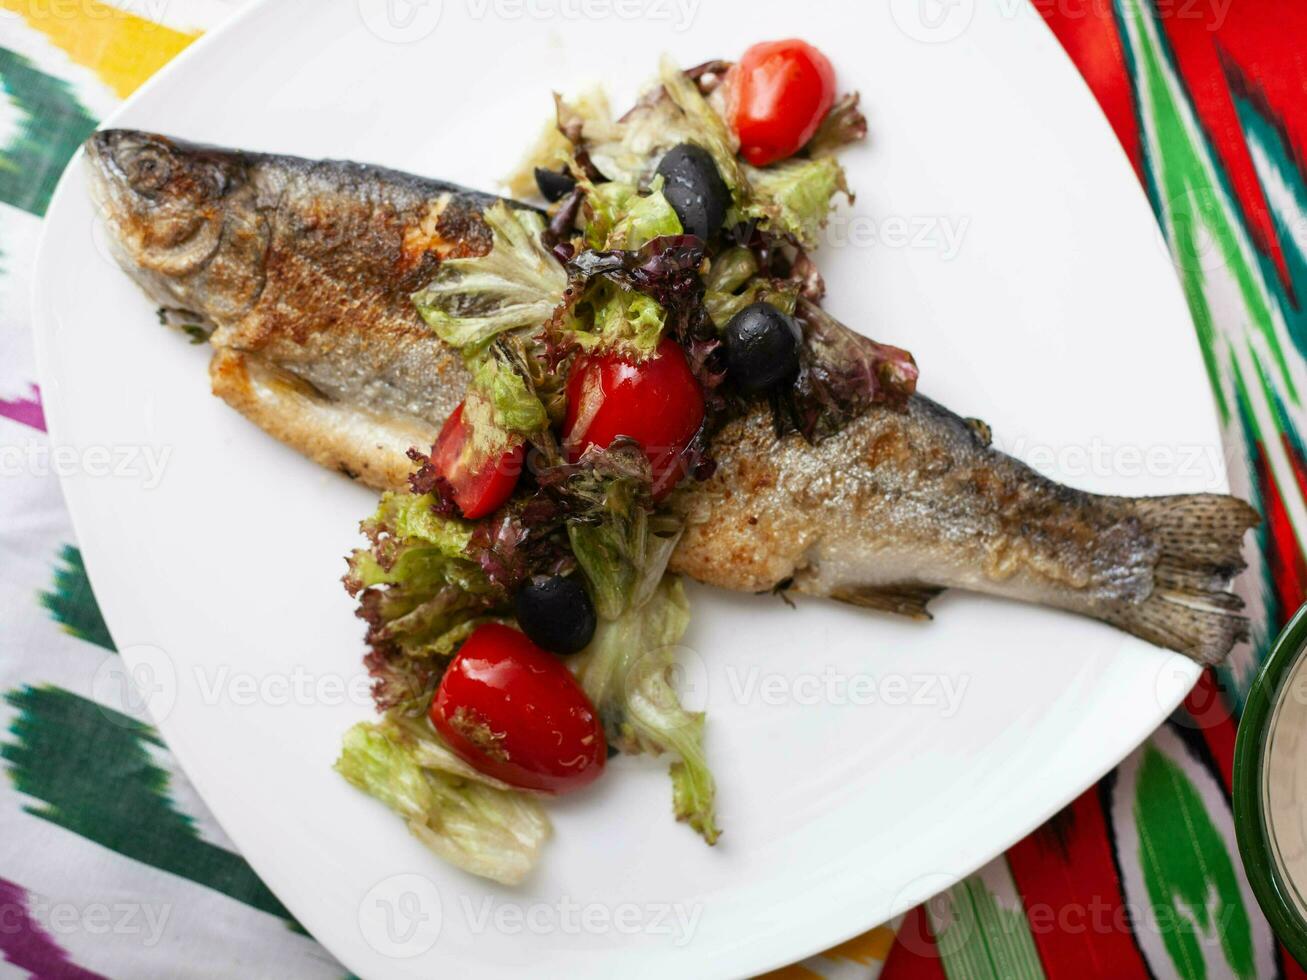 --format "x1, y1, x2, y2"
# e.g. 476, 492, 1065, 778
829, 583, 944, 620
